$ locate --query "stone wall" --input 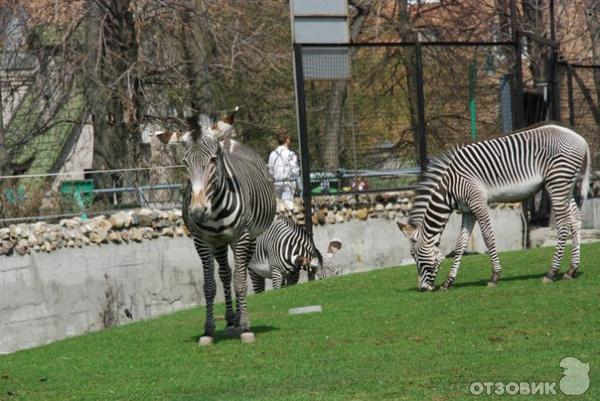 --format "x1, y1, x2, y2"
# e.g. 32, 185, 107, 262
0, 206, 525, 354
